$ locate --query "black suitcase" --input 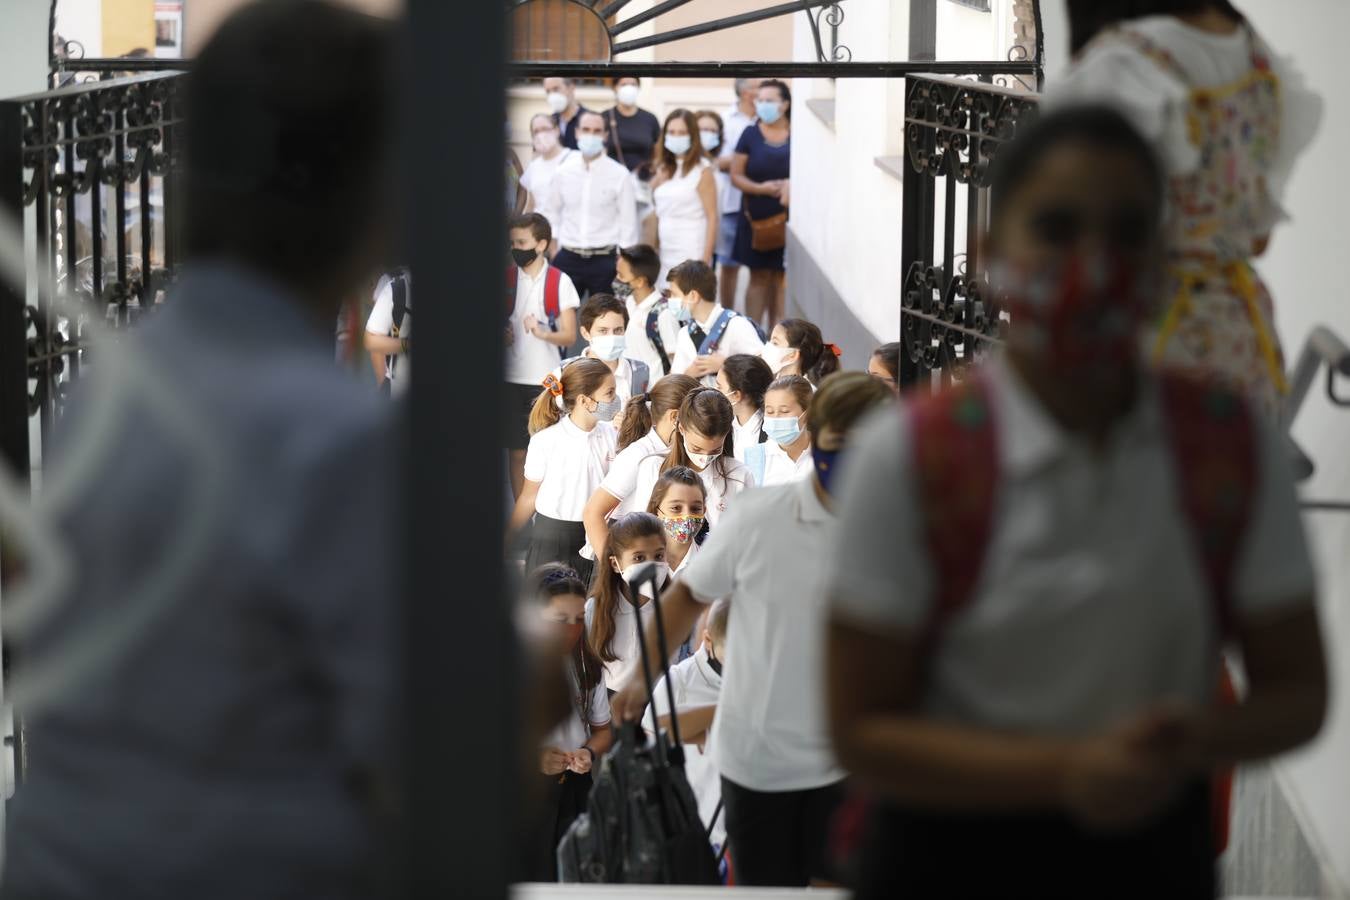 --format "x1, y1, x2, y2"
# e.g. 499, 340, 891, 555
557, 563, 721, 885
